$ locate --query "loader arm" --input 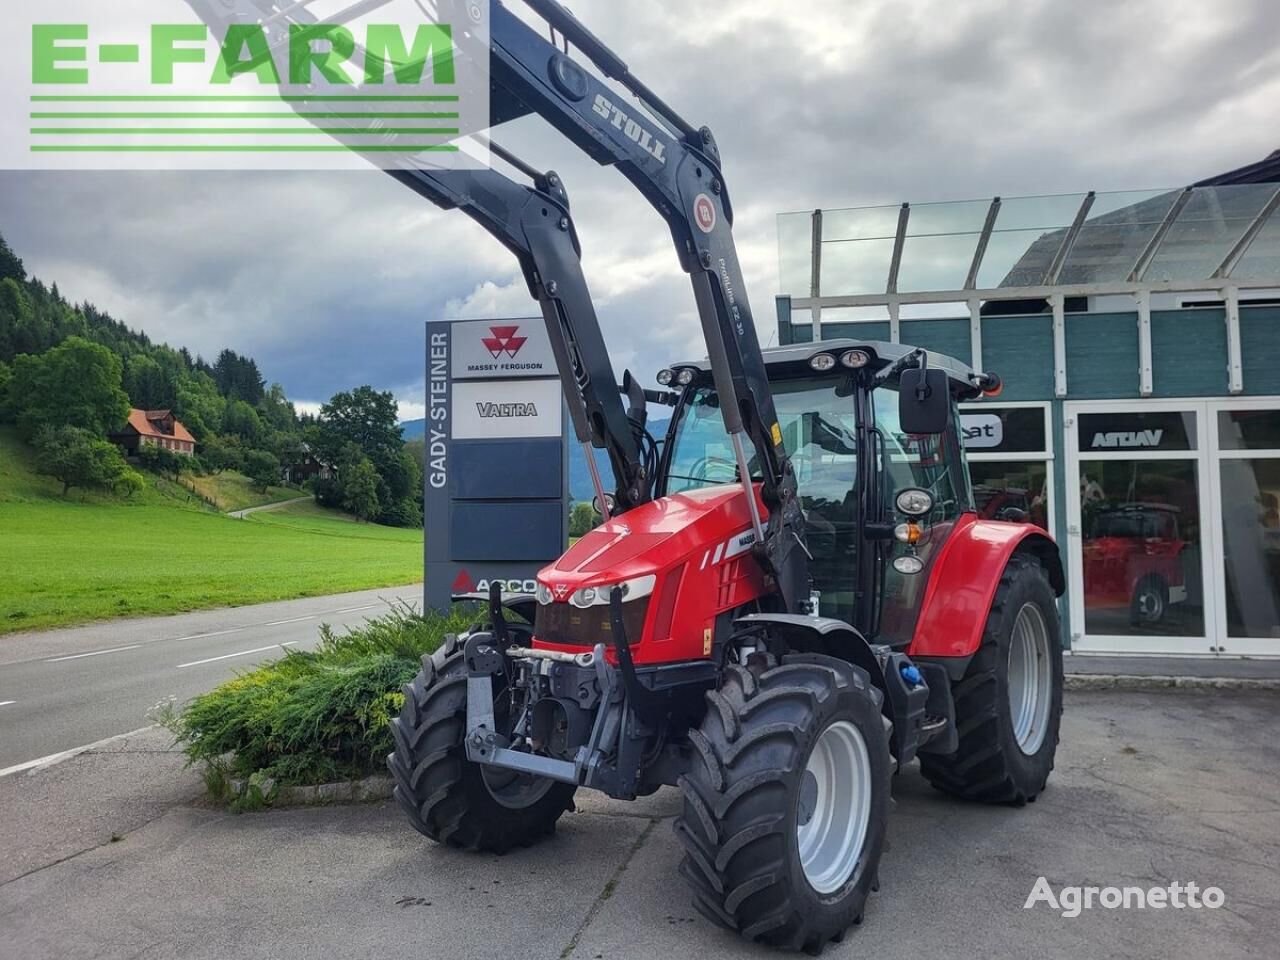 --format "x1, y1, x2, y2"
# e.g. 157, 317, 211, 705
467, 0, 810, 612
183, 0, 651, 513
